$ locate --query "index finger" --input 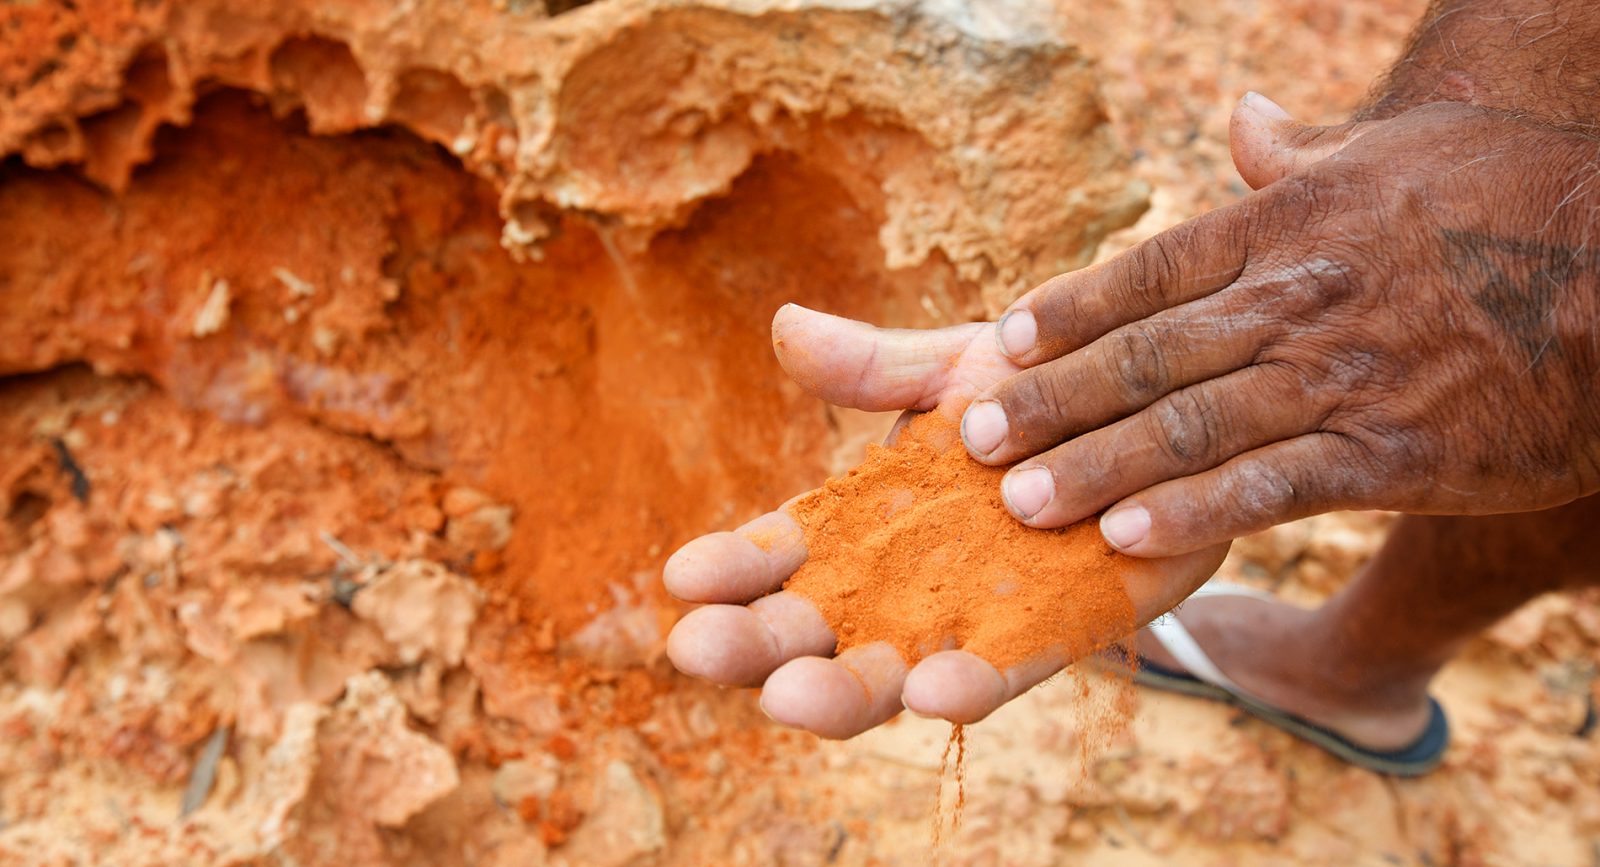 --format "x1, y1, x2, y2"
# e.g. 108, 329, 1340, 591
997, 202, 1252, 366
